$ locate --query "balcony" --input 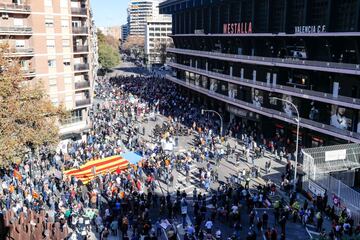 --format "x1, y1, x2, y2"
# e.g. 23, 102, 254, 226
71, 8, 87, 16
0, 26, 32, 35
75, 81, 90, 89
74, 63, 89, 72
166, 74, 360, 143
0, 3, 31, 13
73, 45, 89, 53
72, 27, 88, 35
168, 62, 360, 110
5, 48, 34, 57
75, 98, 91, 107
167, 48, 360, 76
